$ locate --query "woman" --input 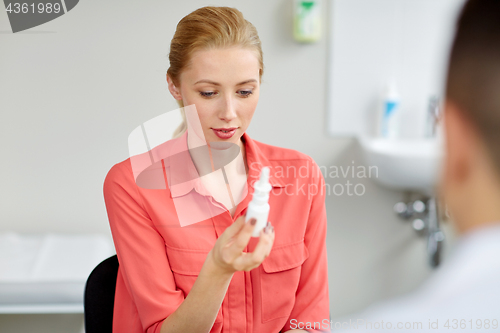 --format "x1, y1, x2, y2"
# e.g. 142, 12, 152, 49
103, 6, 330, 333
